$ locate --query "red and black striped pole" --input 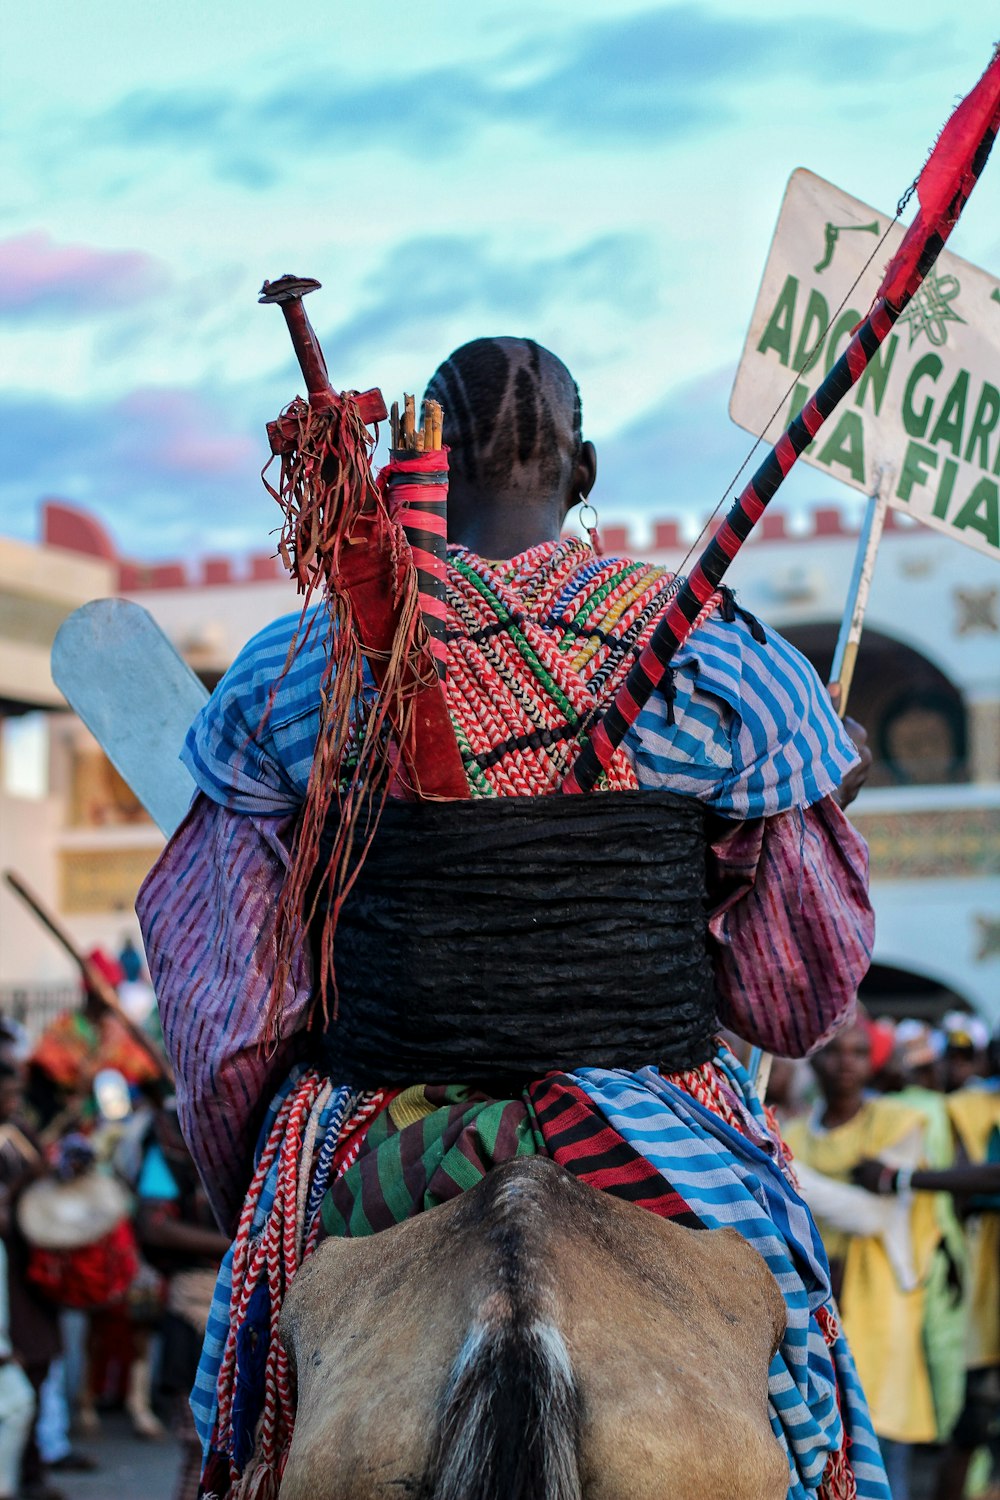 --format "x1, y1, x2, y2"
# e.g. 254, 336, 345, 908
387, 450, 450, 680
562, 48, 1000, 796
